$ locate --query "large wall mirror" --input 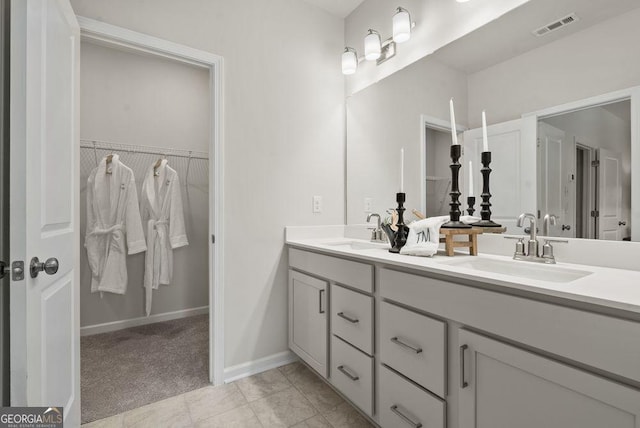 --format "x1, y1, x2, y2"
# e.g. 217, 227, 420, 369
346, 0, 640, 241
